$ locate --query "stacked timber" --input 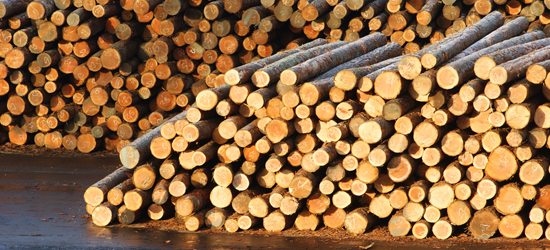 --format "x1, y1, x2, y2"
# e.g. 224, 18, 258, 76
0, 0, 368, 152
3, 0, 550, 153
85, 9, 550, 241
